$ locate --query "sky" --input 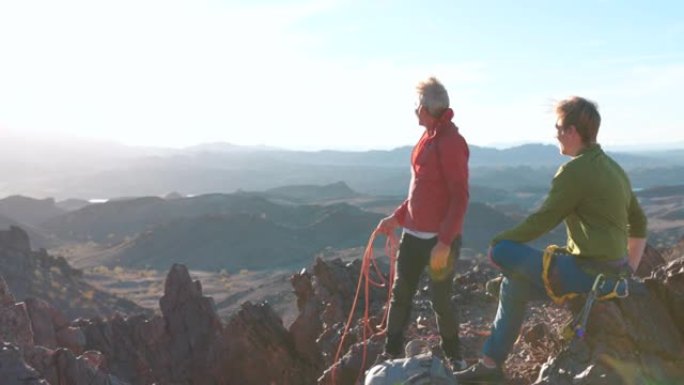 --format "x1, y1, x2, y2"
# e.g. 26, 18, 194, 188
0, 0, 683, 151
